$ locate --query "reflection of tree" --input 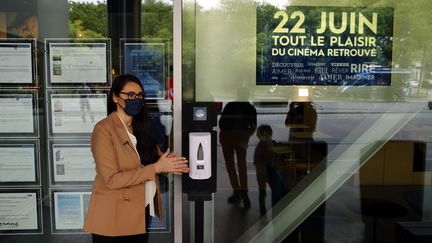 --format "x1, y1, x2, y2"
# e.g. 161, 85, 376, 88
69, 2, 106, 38
363, 0, 432, 91
142, 0, 172, 40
